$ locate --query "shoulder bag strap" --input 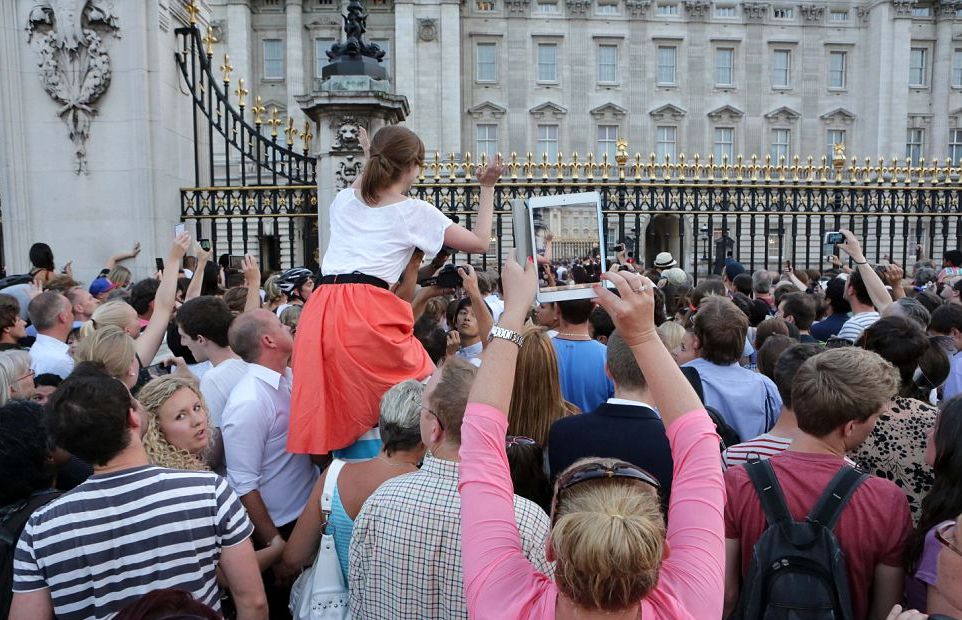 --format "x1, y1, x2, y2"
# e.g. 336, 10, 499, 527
680, 365, 705, 403
745, 459, 793, 526
807, 465, 867, 530
321, 459, 347, 515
